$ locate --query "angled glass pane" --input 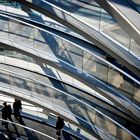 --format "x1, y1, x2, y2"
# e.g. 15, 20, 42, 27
84, 52, 108, 81
10, 74, 32, 93
0, 16, 9, 39
0, 70, 10, 85
130, 38, 140, 58
100, 9, 131, 49
58, 40, 84, 69
9, 20, 34, 47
